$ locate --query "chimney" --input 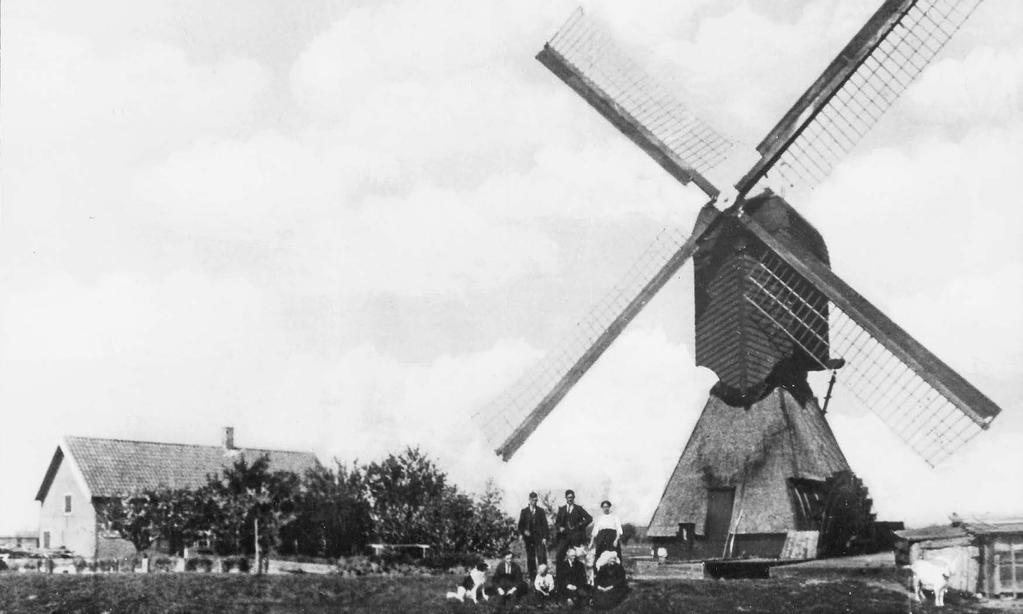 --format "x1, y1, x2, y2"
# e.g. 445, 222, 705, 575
222, 426, 235, 450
